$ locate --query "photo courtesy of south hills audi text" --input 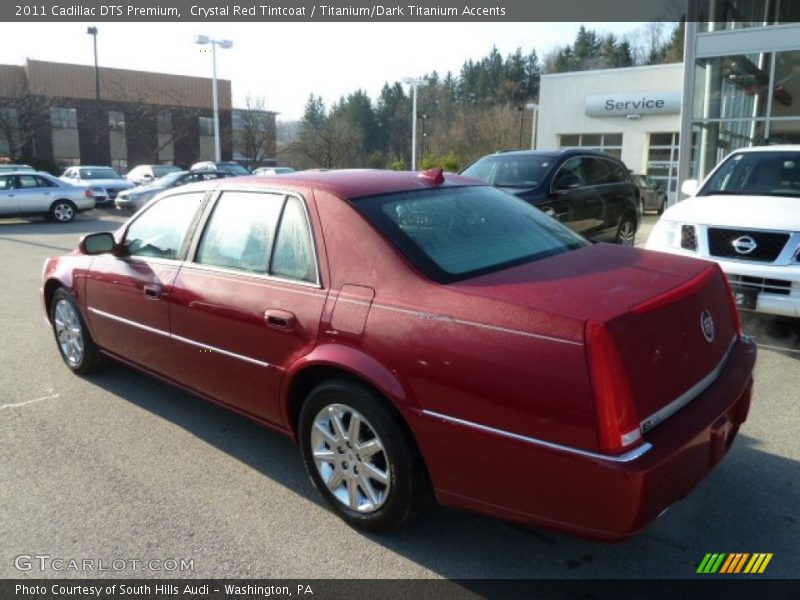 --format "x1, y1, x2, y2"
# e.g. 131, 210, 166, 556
14, 584, 314, 597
